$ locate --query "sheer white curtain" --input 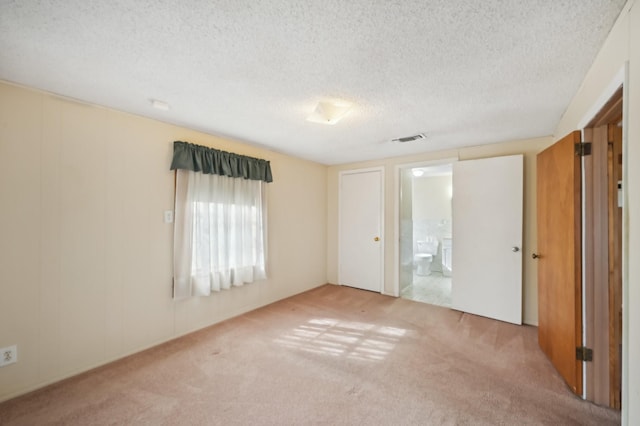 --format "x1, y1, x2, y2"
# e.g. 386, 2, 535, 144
174, 169, 267, 299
